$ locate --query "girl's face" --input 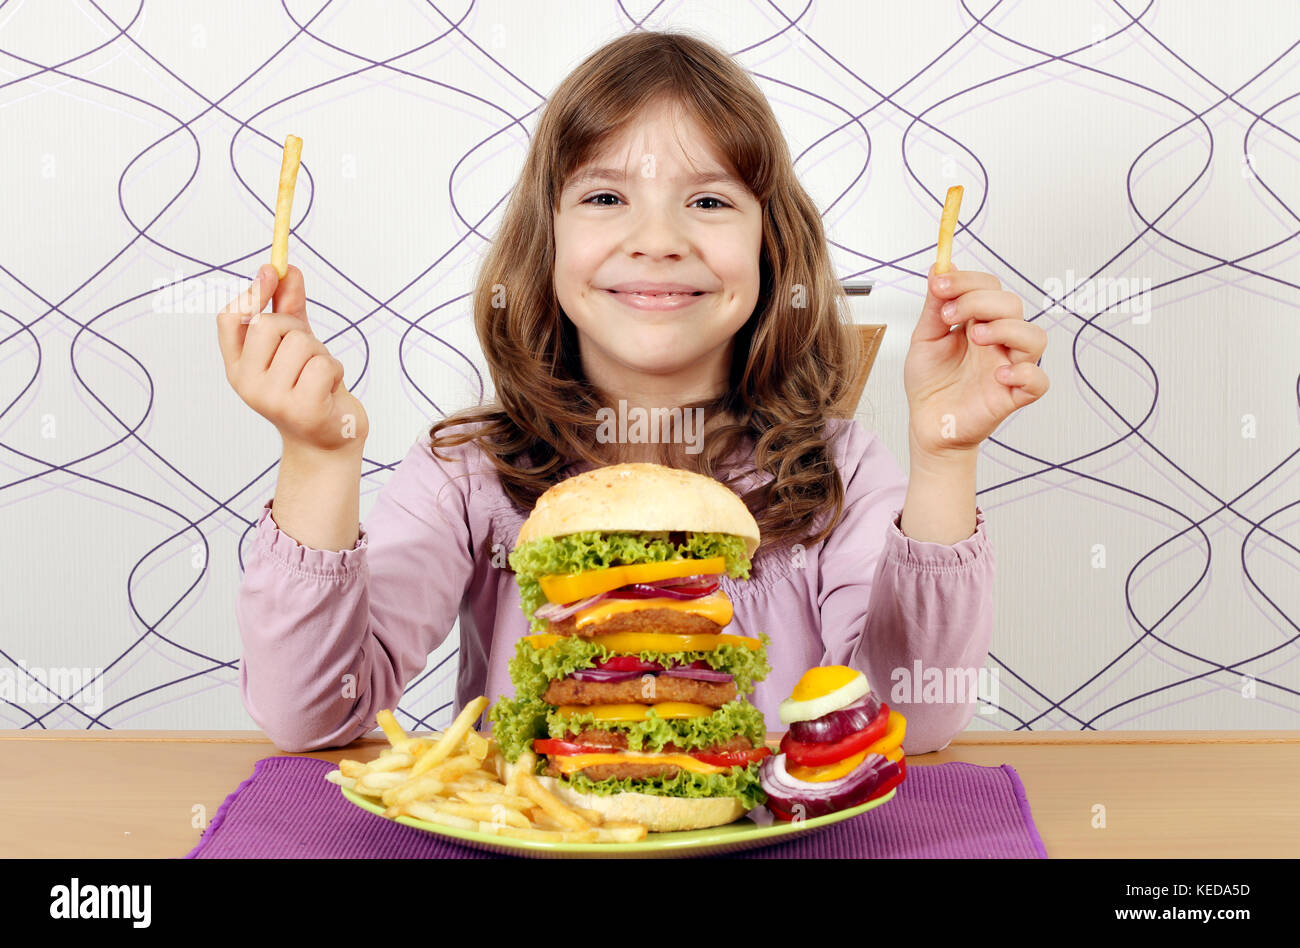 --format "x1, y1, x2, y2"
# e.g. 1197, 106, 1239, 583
553, 99, 762, 405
